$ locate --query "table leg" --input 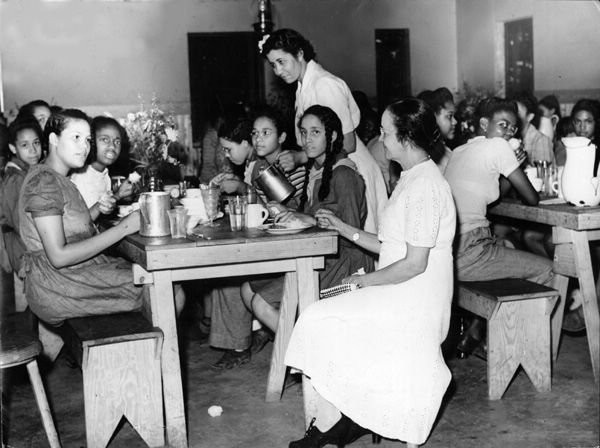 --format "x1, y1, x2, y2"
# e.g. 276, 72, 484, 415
295, 257, 320, 428
570, 230, 600, 384
266, 271, 298, 402
149, 270, 188, 447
